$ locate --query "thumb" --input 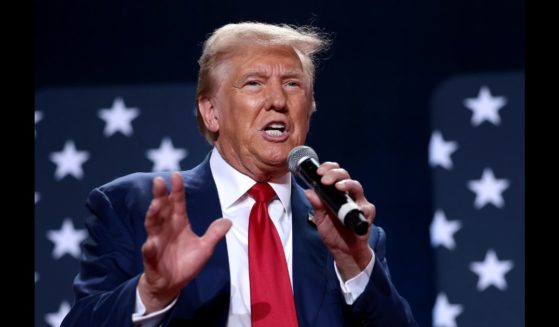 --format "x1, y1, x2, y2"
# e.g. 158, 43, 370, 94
201, 218, 232, 248
304, 189, 325, 211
